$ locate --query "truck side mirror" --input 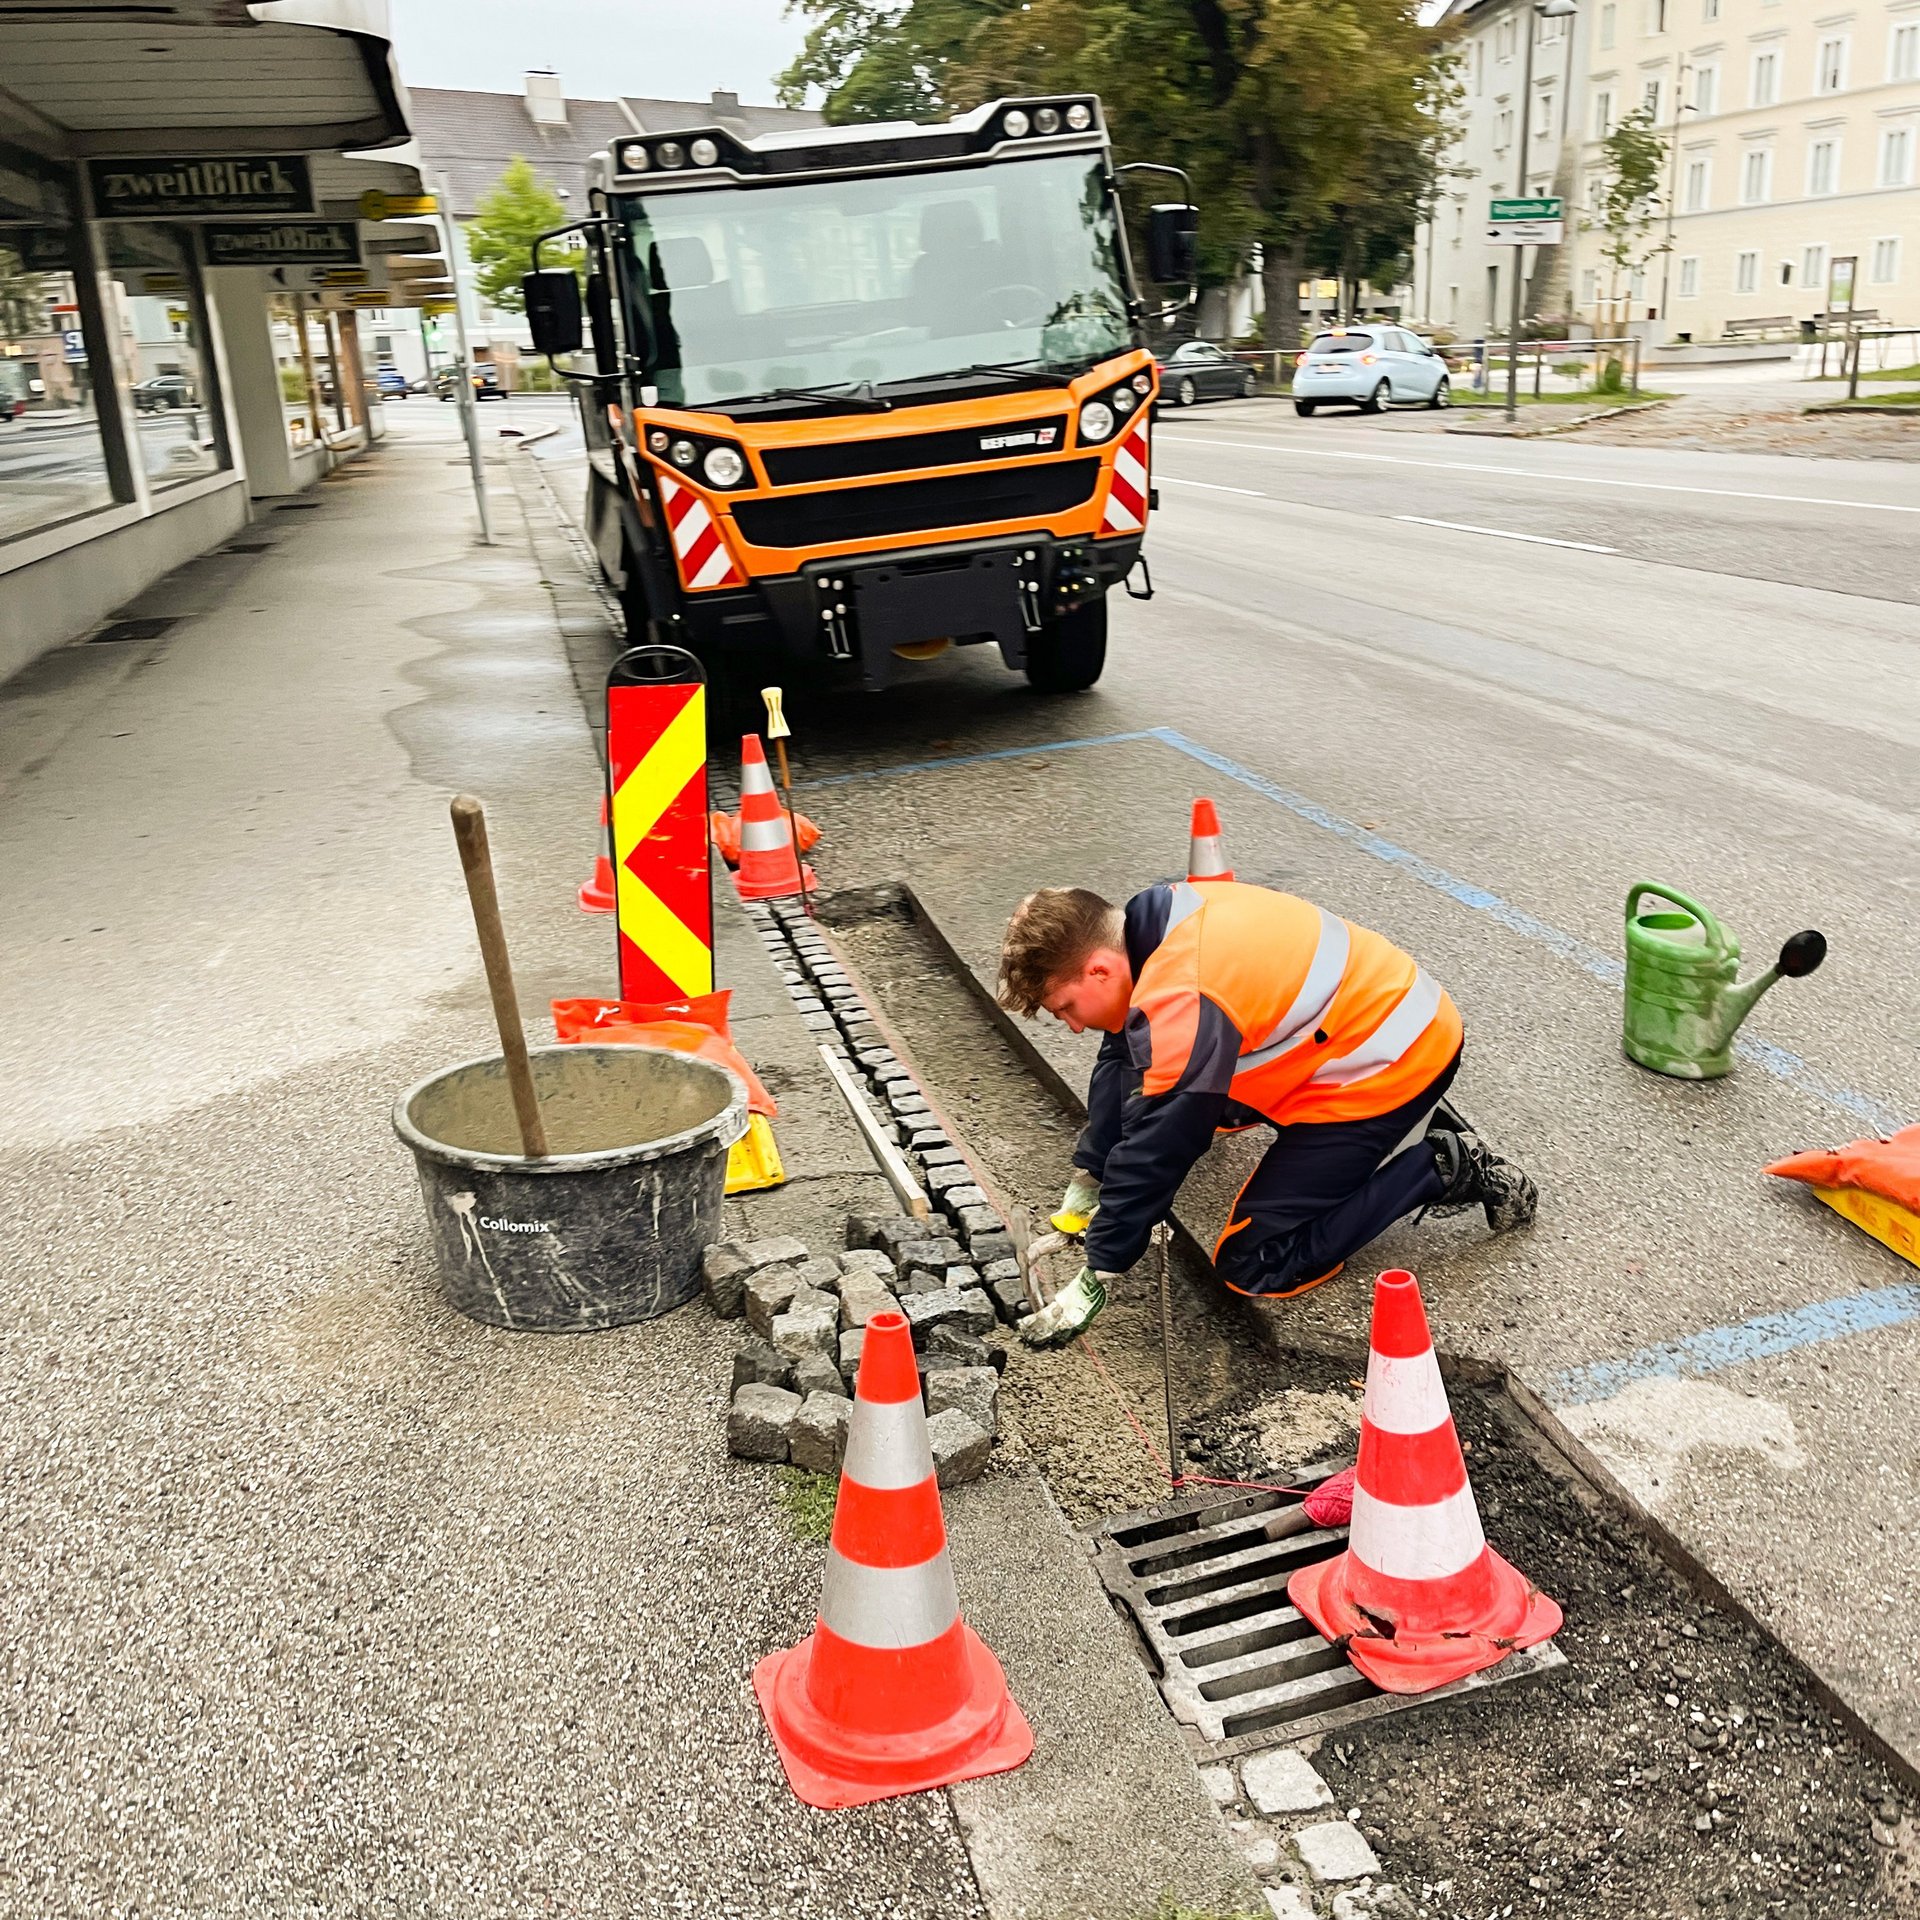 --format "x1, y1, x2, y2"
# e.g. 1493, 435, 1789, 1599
523, 268, 584, 357
1147, 203, 1198, 284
